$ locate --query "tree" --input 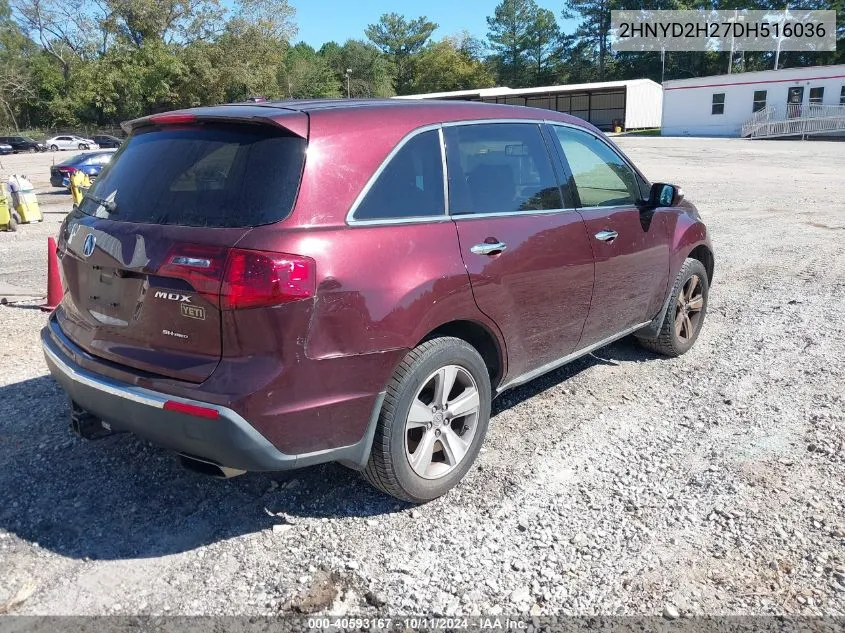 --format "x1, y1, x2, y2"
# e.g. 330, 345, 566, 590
279, 42, 340, 99
486, 0, 537, 87
365, 13, 436, 94
525, 8, 561, 85
319, 39, 393, 97
563, 0, 625, 81
411, 36, 495, 94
